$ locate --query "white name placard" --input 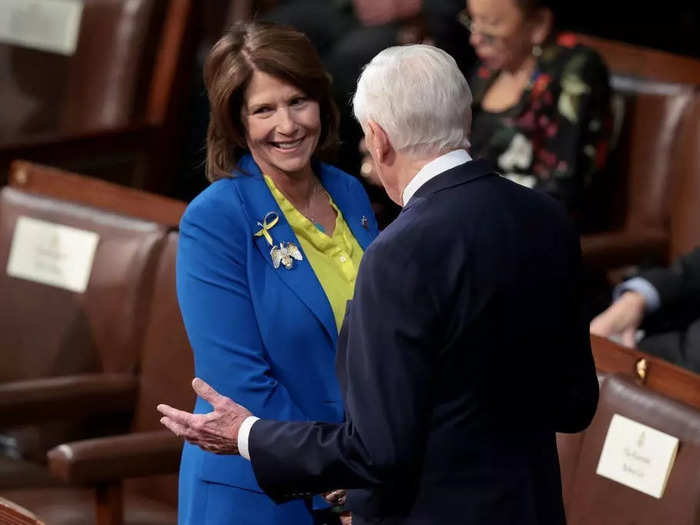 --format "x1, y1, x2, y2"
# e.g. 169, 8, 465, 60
7, 216, 99, 293
596, 414, 679, 499
0, 0, 84, 55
